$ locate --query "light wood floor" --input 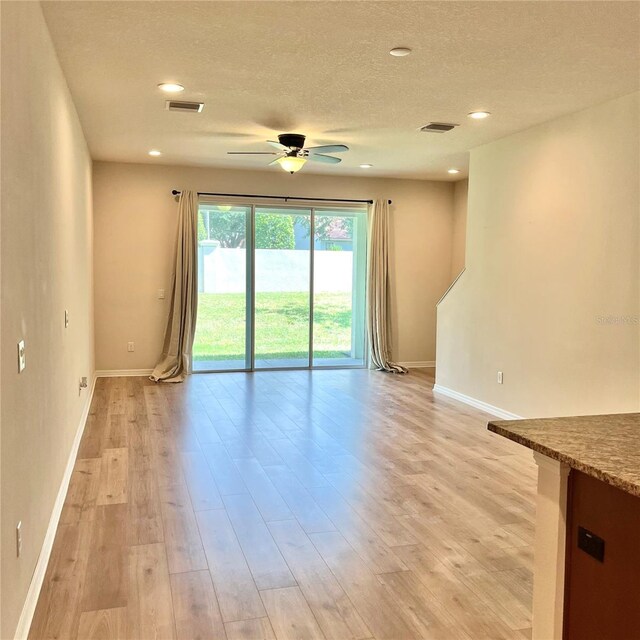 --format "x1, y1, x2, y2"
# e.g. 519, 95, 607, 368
30, 369, 536, 640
